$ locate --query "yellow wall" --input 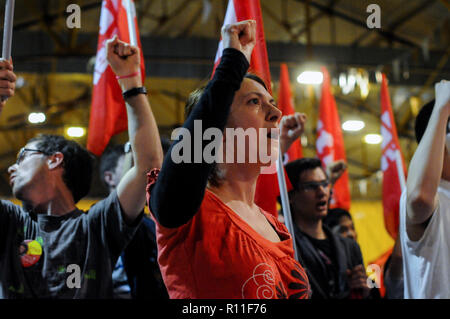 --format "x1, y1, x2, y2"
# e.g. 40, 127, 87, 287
350, 201, 394, 267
